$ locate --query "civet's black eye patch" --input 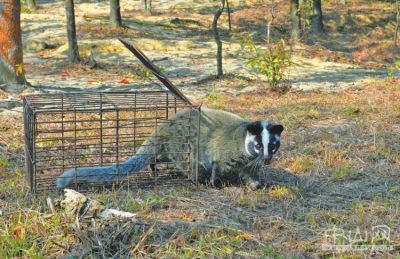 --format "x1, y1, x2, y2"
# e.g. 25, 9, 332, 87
268, 135, 281, 154
267, 124, 284, 135
246, 121, 263, 135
